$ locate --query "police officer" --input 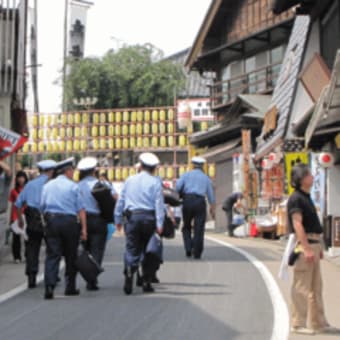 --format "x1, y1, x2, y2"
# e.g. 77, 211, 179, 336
176, 157, 215, 259
115, 153, 165, 295
77, 157, 116, 291
41, 158, 87, 300
16, 160, 57, 289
